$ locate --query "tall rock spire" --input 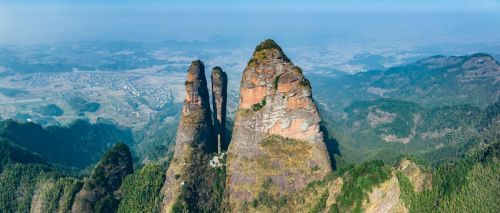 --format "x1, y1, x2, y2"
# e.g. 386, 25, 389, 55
226, 39, 332, 210
211, 66, 228, 153
161, 60, 216, 212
